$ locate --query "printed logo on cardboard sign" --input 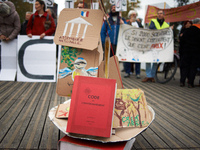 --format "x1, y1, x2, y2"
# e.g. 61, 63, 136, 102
54, 9, 104, 50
